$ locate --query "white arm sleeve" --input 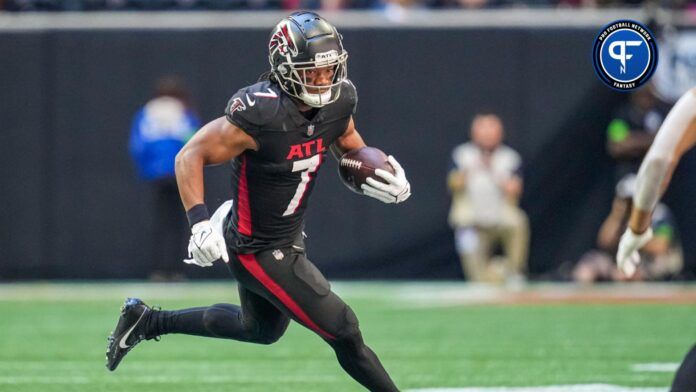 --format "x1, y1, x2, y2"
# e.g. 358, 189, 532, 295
633, 89, 696, 211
